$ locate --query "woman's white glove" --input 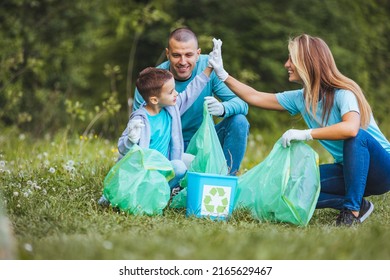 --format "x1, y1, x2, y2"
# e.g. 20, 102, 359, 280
204, 96, 225, 116
208, 38, 229, 81
281, 129, 313, 148
127, 119, 145, 144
